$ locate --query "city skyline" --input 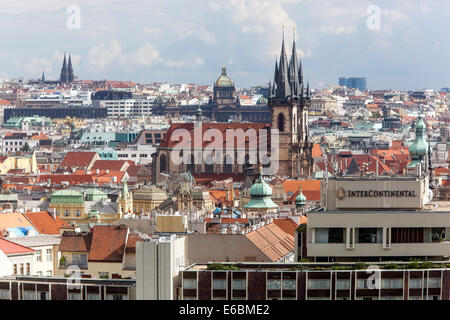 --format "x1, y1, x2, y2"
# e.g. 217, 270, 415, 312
1, 0, 449, 90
